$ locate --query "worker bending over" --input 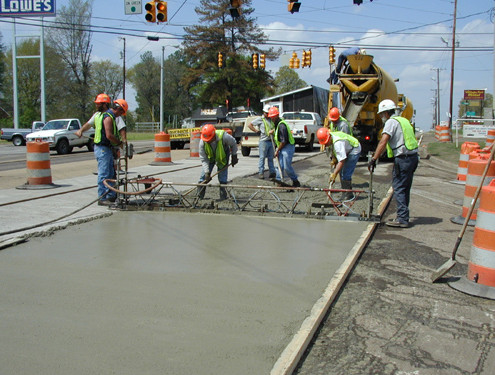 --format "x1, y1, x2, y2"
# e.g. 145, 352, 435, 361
317, 127, 361, 201
267, 107, 300, 188
328, 107, 352, 135
248, 104, 277, 179
198, 124, 238, 200
368, 99, 419, 228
